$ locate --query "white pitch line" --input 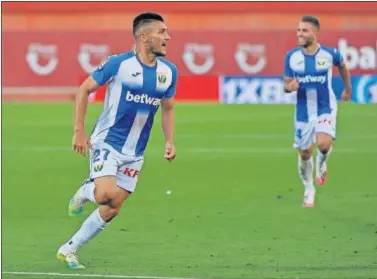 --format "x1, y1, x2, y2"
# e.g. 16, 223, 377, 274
1, 271, 200, 279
